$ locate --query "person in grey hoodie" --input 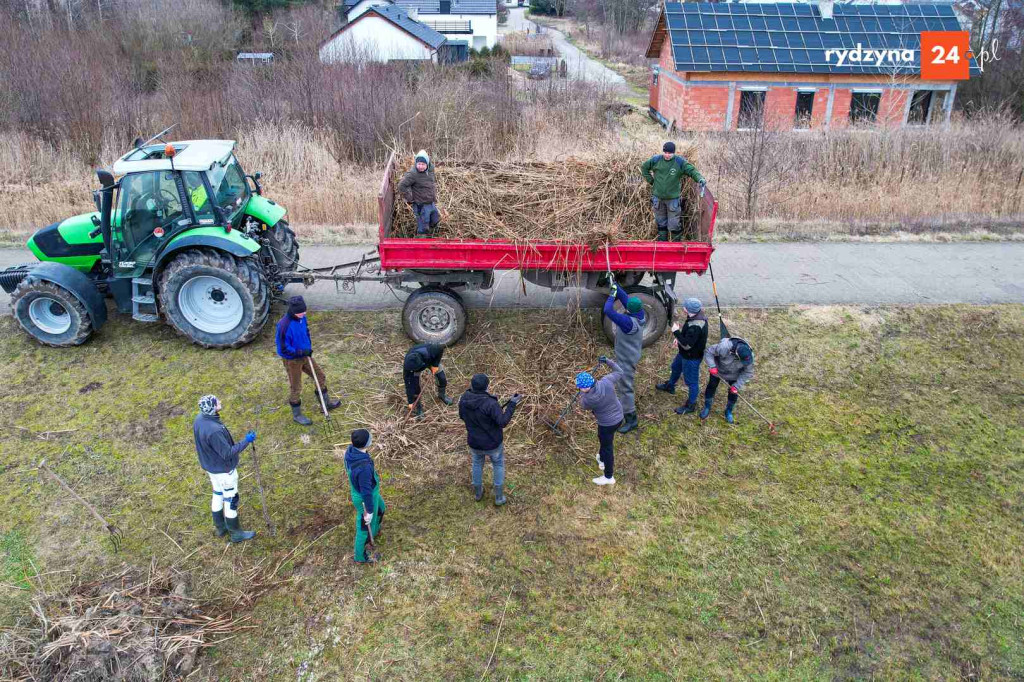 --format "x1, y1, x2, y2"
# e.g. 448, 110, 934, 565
576, 356, 624, 486
701, 337, 755, 424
